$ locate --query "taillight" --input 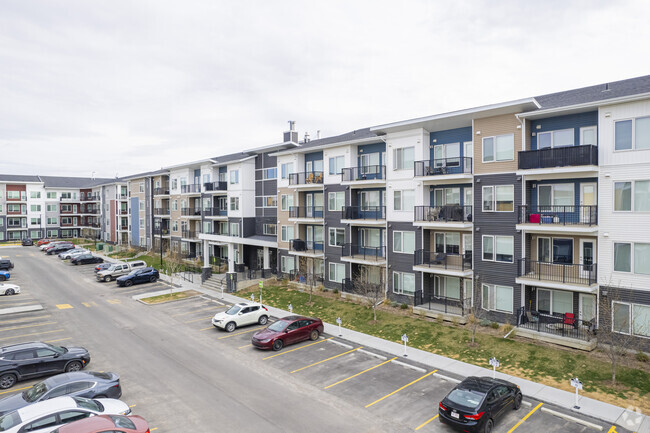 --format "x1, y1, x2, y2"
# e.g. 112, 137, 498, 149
439, 402, 447, 411
464, 412, 484, 420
